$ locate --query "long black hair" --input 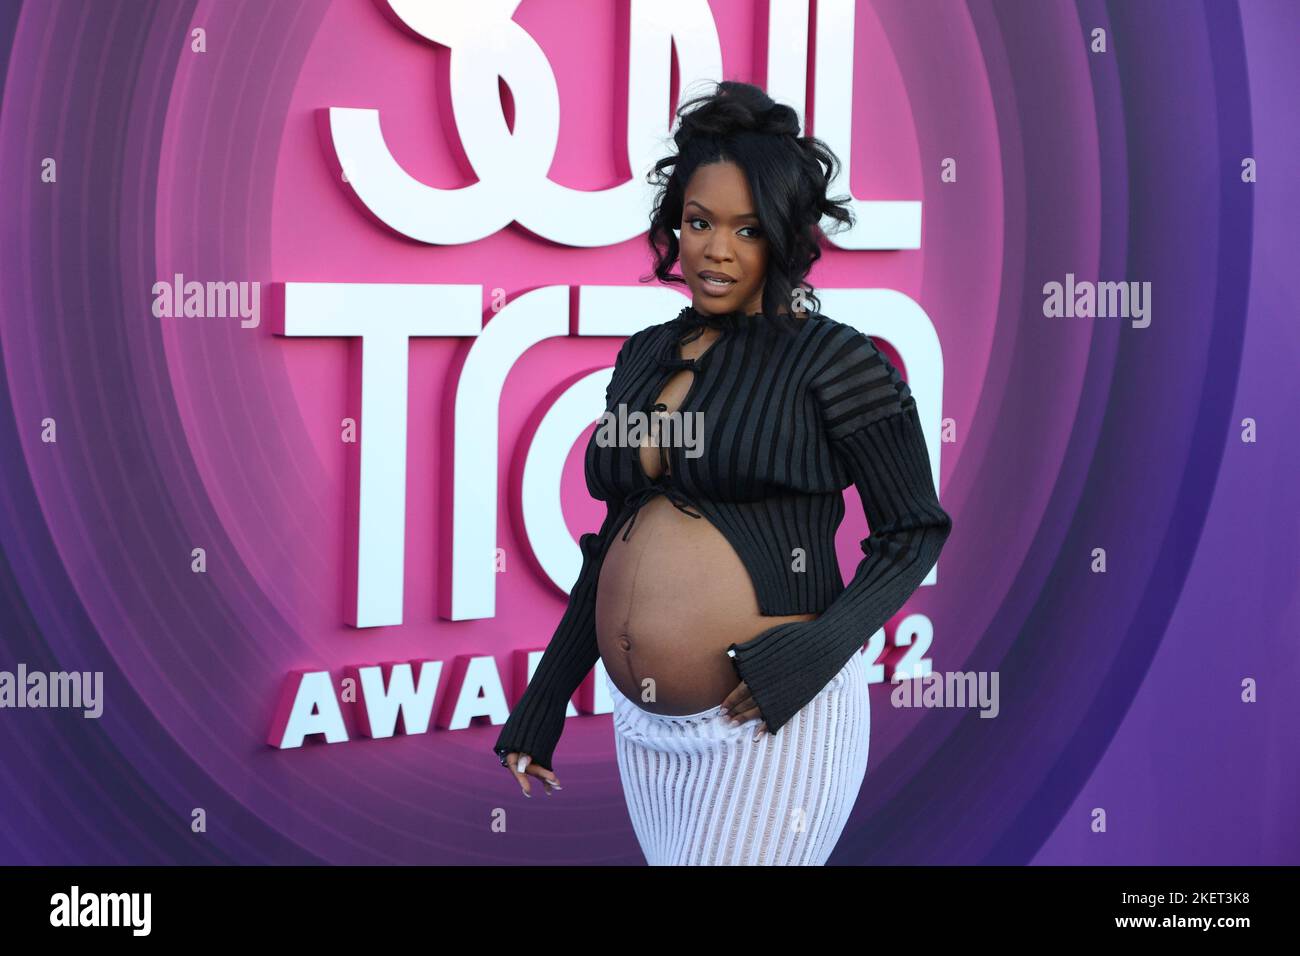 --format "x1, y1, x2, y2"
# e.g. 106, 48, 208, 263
641, 80, 855, 318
